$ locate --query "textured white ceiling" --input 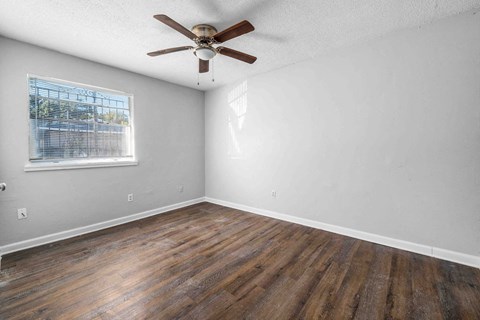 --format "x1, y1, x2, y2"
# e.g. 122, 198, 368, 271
0, 0, 479, 91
